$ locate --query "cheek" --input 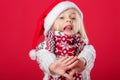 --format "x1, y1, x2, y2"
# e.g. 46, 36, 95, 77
73, 22, 77, 29
56, 21, 64, 30
73, 23, 79, 33
52, 23, 63, 31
